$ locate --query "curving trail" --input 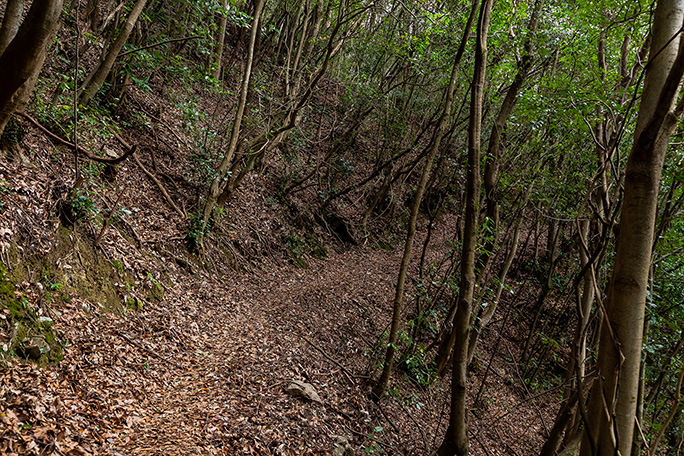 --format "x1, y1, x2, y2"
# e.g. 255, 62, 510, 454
116, 246, 403, 455
2, 237, 550, 455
